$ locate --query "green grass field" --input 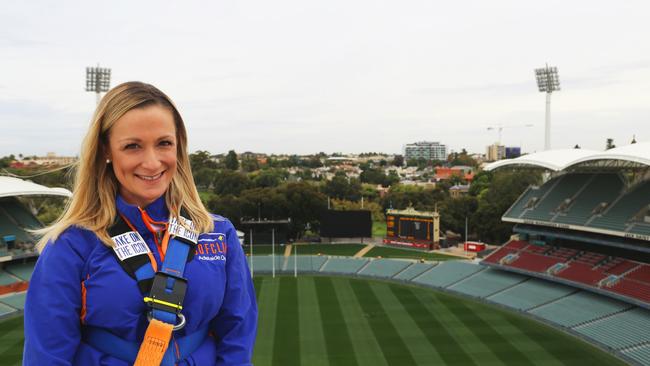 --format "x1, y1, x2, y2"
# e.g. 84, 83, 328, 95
0, 315, 24, 365
0, 276, 627, 365
253, 276, 626, 366
244, 243, 459, 261
365, 246, 457, 261
245, 244, 368, 257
